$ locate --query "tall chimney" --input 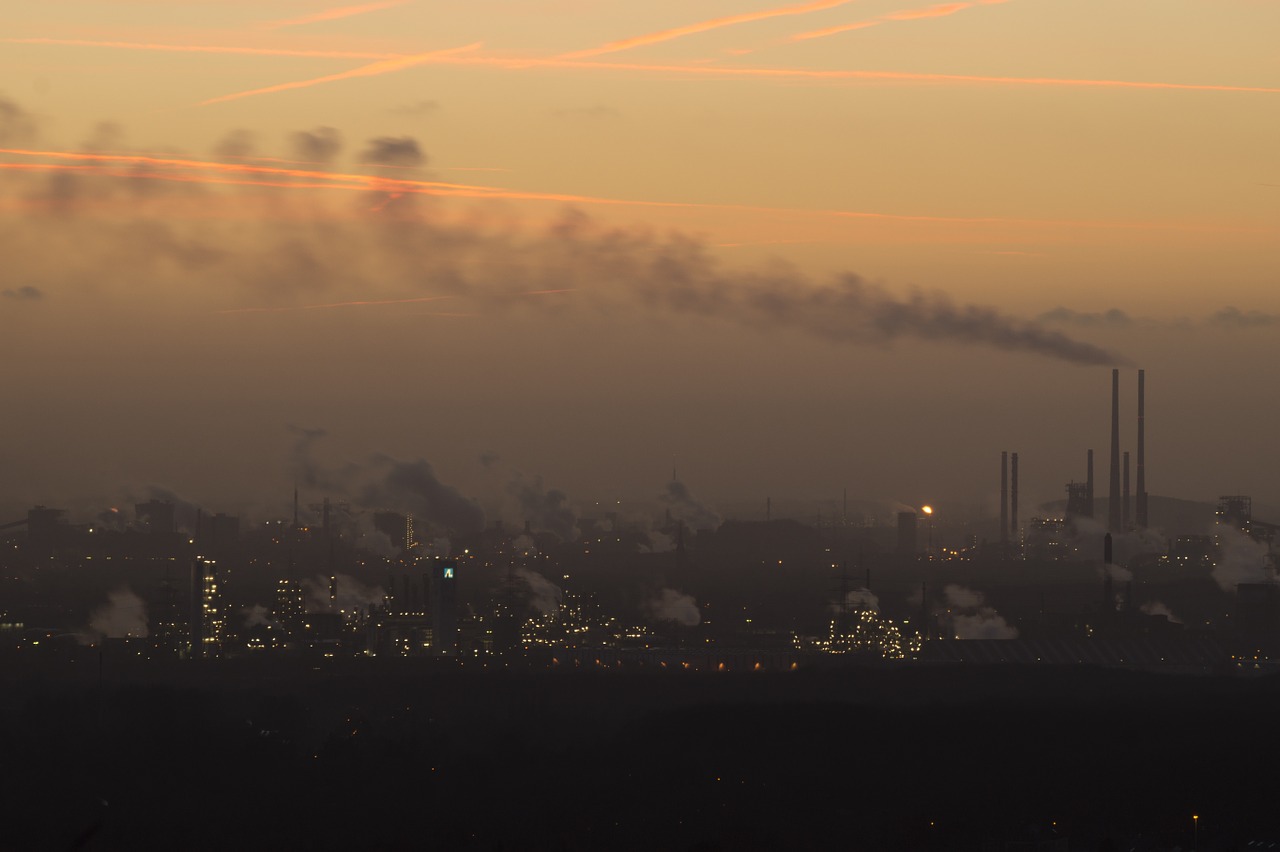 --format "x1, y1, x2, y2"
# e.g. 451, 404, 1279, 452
1010, 452, 1019, 547
1136, 369, 1148, 528
1123, 451, 1131, 531
1000, 451, 1009, 546
1108, 369, 1122, 532
1086, 449, 1095, 518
